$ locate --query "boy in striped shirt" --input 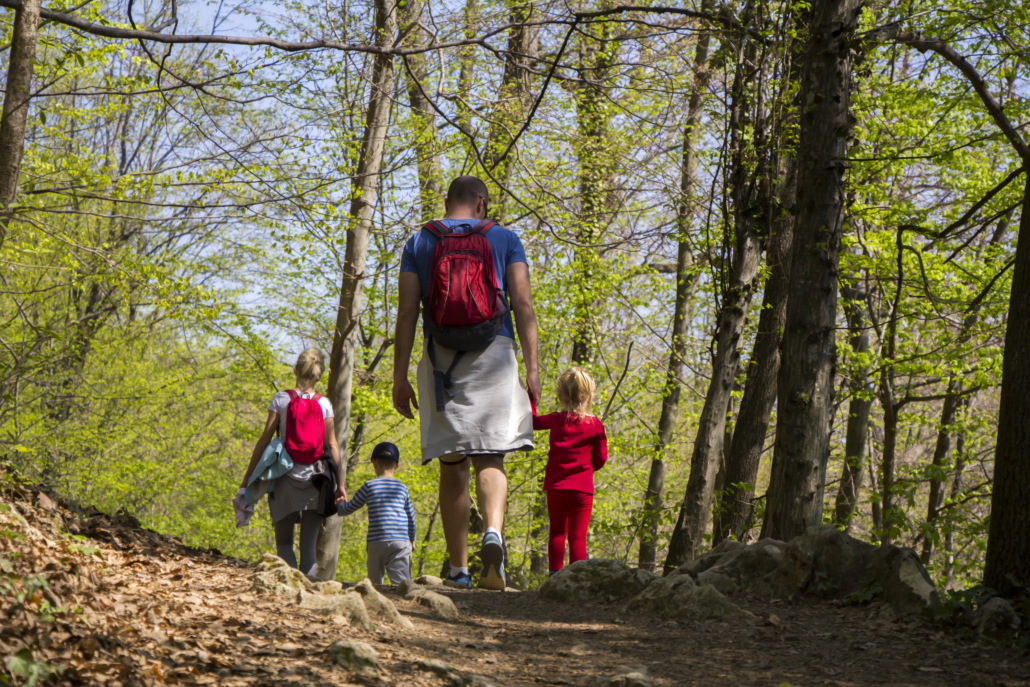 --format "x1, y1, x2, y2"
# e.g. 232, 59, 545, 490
337, 442, 416, 584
